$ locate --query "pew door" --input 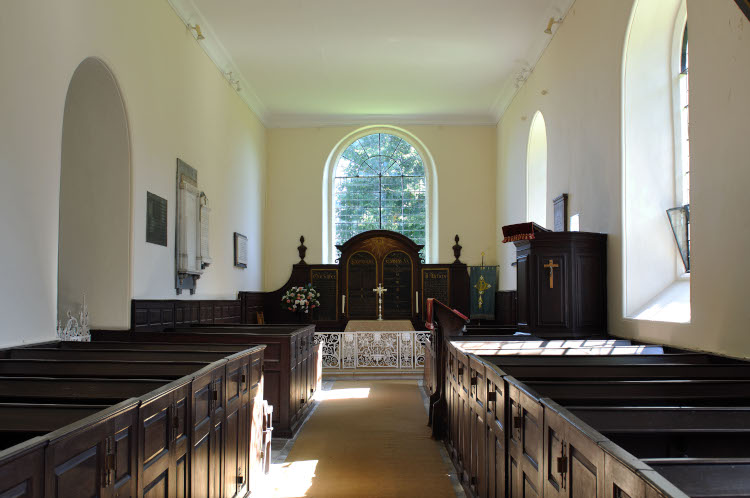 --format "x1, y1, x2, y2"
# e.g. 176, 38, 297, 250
45, 399, 138, 498
543, 404, 604, 498
138, 380, 190, 498
224, 354, 250, 498
603, 448, 646, 498
468, 356, 487, 498
0, 440, 45, 498
247, 350, 266, 494
507, 378, 544, 498
486, 366, 507, 498
457, 351, 472, 481
191, 361, 227, 498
